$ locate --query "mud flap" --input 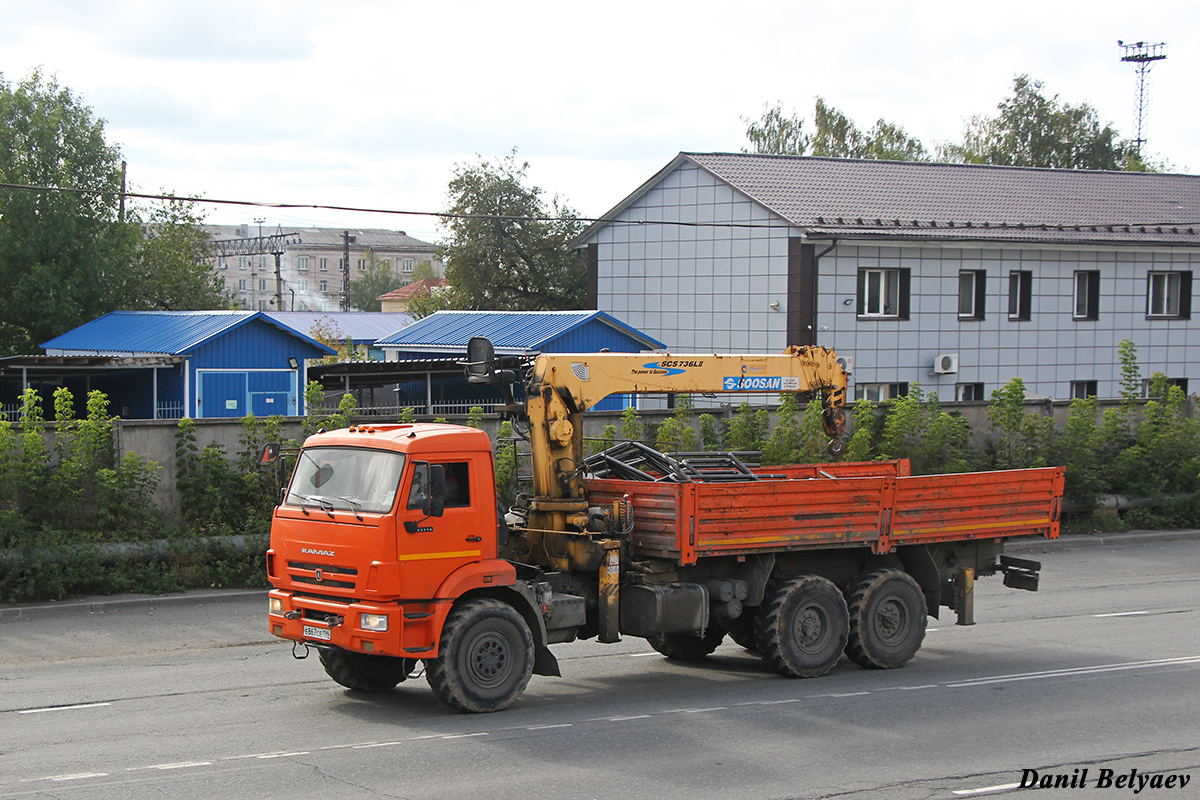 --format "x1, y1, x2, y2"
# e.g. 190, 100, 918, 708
533, 643, 561, 677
